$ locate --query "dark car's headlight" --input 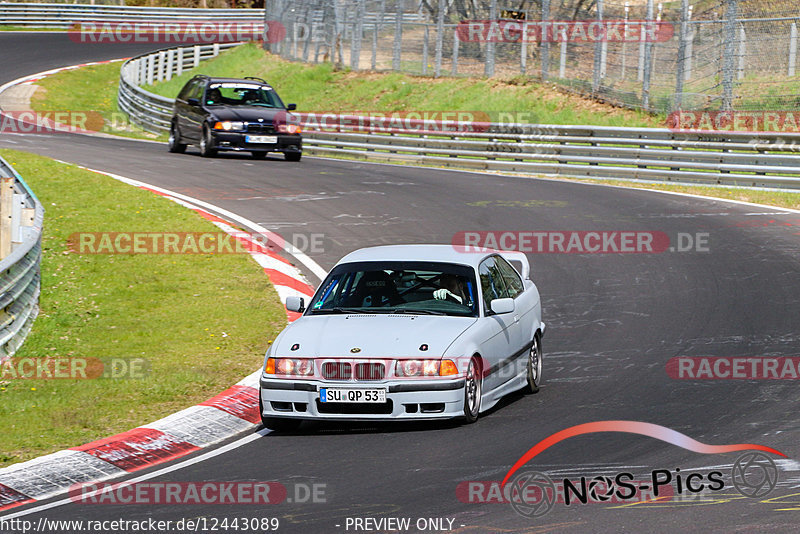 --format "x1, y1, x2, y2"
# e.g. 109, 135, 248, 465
213, 121, 245, 131
277, 124, 302, 134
